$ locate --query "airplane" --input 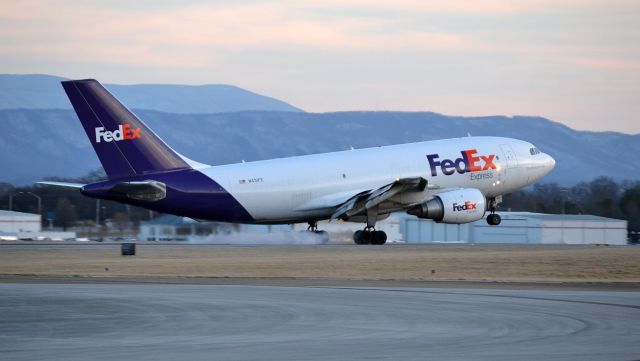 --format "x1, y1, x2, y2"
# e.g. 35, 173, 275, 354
39, 79, 556, 245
